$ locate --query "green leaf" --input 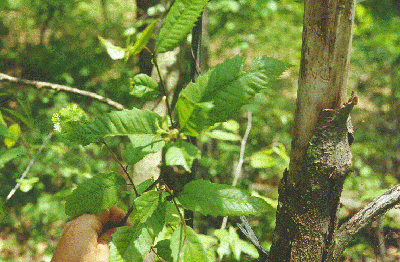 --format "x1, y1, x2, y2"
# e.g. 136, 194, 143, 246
250, 149, 275, 168
129, 74, 160, 101
1, 107, 33, 129
0, 146, 27, 169
178, 180, 272, 217
54, 106, 163, 146
132, 191, 162, 224
4, 123, 21, 148
156, 0, 209, 53
155, 239, 173, 262
98, 36, 125, 60
214, 227, 259, 260
175, 95, 214, 136
110, 198, 166, 262
0, 123, 9, 138
214, 228, 231, 260
228, 226, 259, 260
176, 55, 286, 136
127, 20, 157, 57
171, 224, 209, 262
136, 178, 155, 195
165, 140, 201, 172
123, 135, 165, 165
65, 172, 125, 217
208, 130, 240, 141
241, 56, 287, 93
17, 177, 39, 192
